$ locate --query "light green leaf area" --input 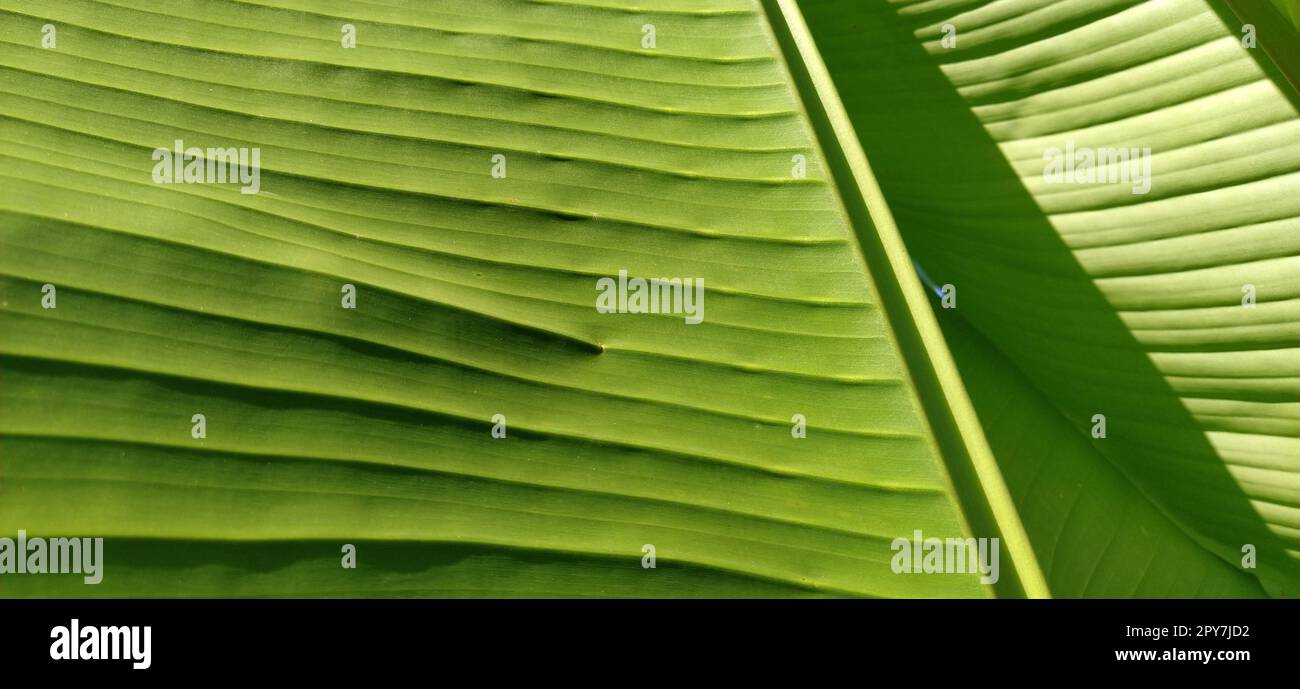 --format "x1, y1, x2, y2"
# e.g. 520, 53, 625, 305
0, 0, 1020, 596
798, 0, 1300, 597
939, 312, 1264, 596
